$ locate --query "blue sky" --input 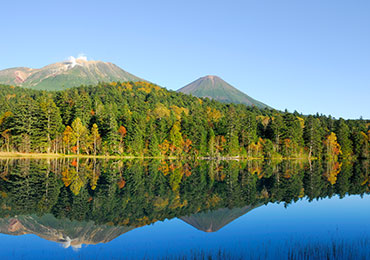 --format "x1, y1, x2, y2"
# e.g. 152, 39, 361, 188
0, 0, 369, 119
